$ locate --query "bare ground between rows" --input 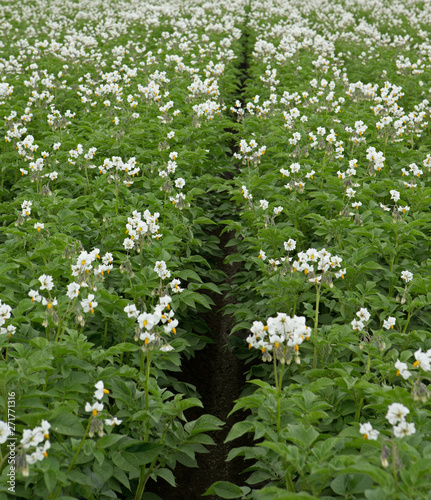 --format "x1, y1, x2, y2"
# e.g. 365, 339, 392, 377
147, 225, 252, 500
